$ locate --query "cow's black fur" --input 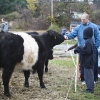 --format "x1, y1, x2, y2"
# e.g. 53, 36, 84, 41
27, 31, 53, 73
26, 31, 39, 35
0, 30, 65, 97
